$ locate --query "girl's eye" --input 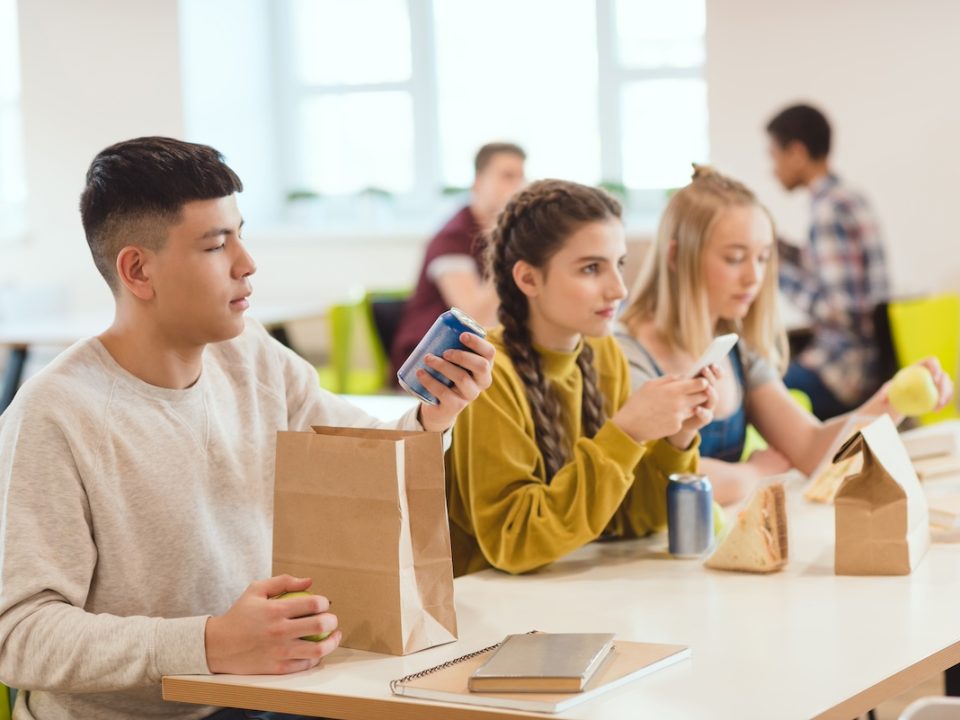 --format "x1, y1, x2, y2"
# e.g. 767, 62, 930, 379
206, 243, 225, 253
758, 253, 771, 264
724, 255, 744, 265
617, 258, 627, 269
582, 264, 599, 274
